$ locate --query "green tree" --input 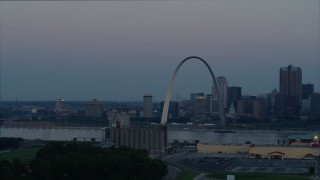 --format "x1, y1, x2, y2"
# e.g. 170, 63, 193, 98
0, 160, 13, 180
11, 158, 28, 179
29, 158, 53, 180
30, 142, 167, 180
